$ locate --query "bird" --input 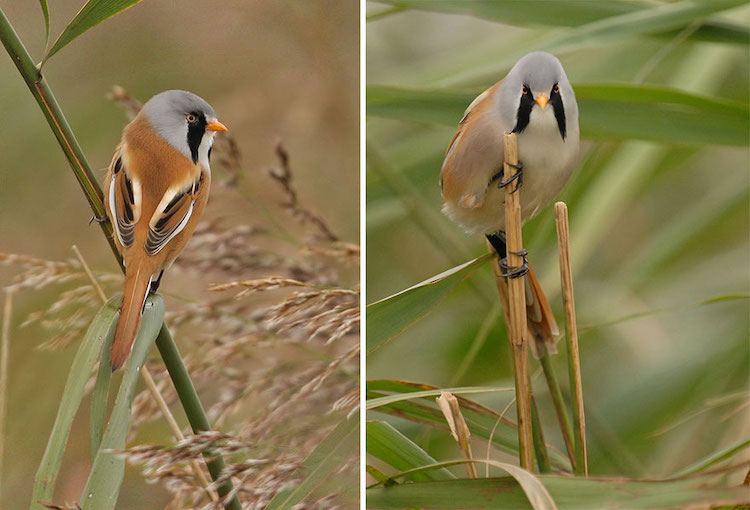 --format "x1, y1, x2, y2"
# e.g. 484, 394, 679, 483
440, 51, 579, 358
104, 90, 227, 370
